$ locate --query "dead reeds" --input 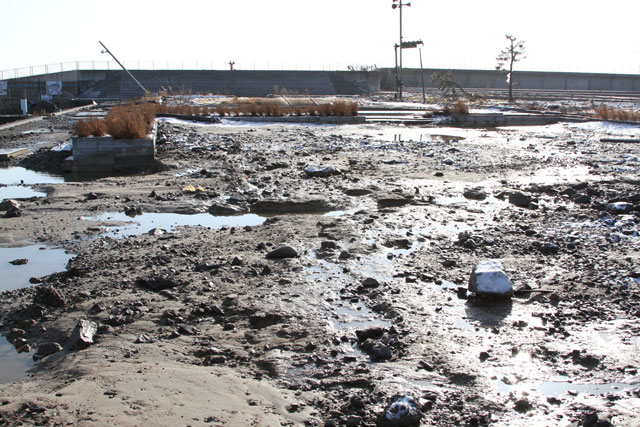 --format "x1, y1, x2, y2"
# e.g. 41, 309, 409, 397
72, 99, 359, 138
592, 104, 640, 122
